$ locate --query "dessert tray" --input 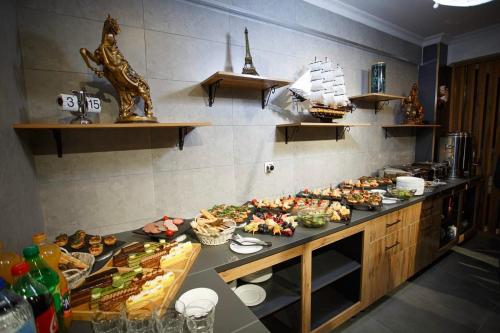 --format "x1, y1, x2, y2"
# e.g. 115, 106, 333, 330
70, 240, 200, 321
